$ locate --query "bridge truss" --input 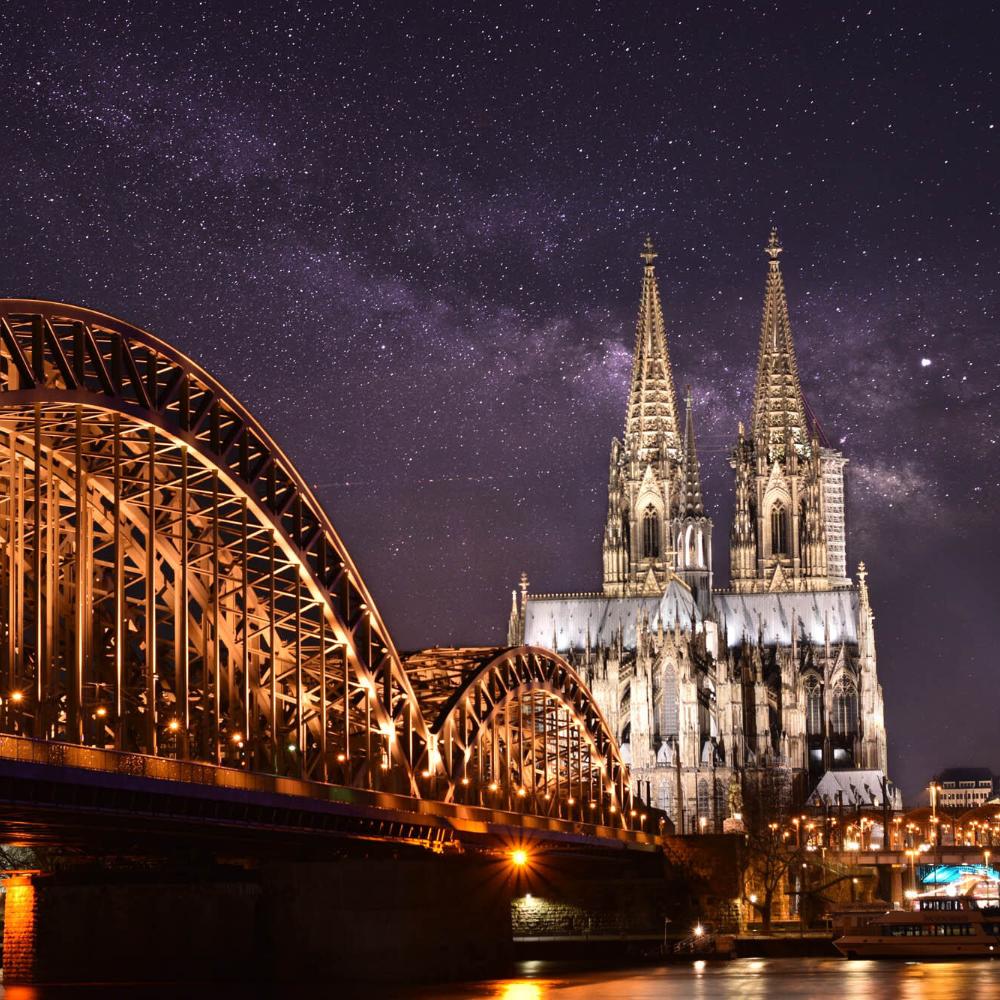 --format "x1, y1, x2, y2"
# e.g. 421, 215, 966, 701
0, 301, 637, 832
407, 647, 634, 826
